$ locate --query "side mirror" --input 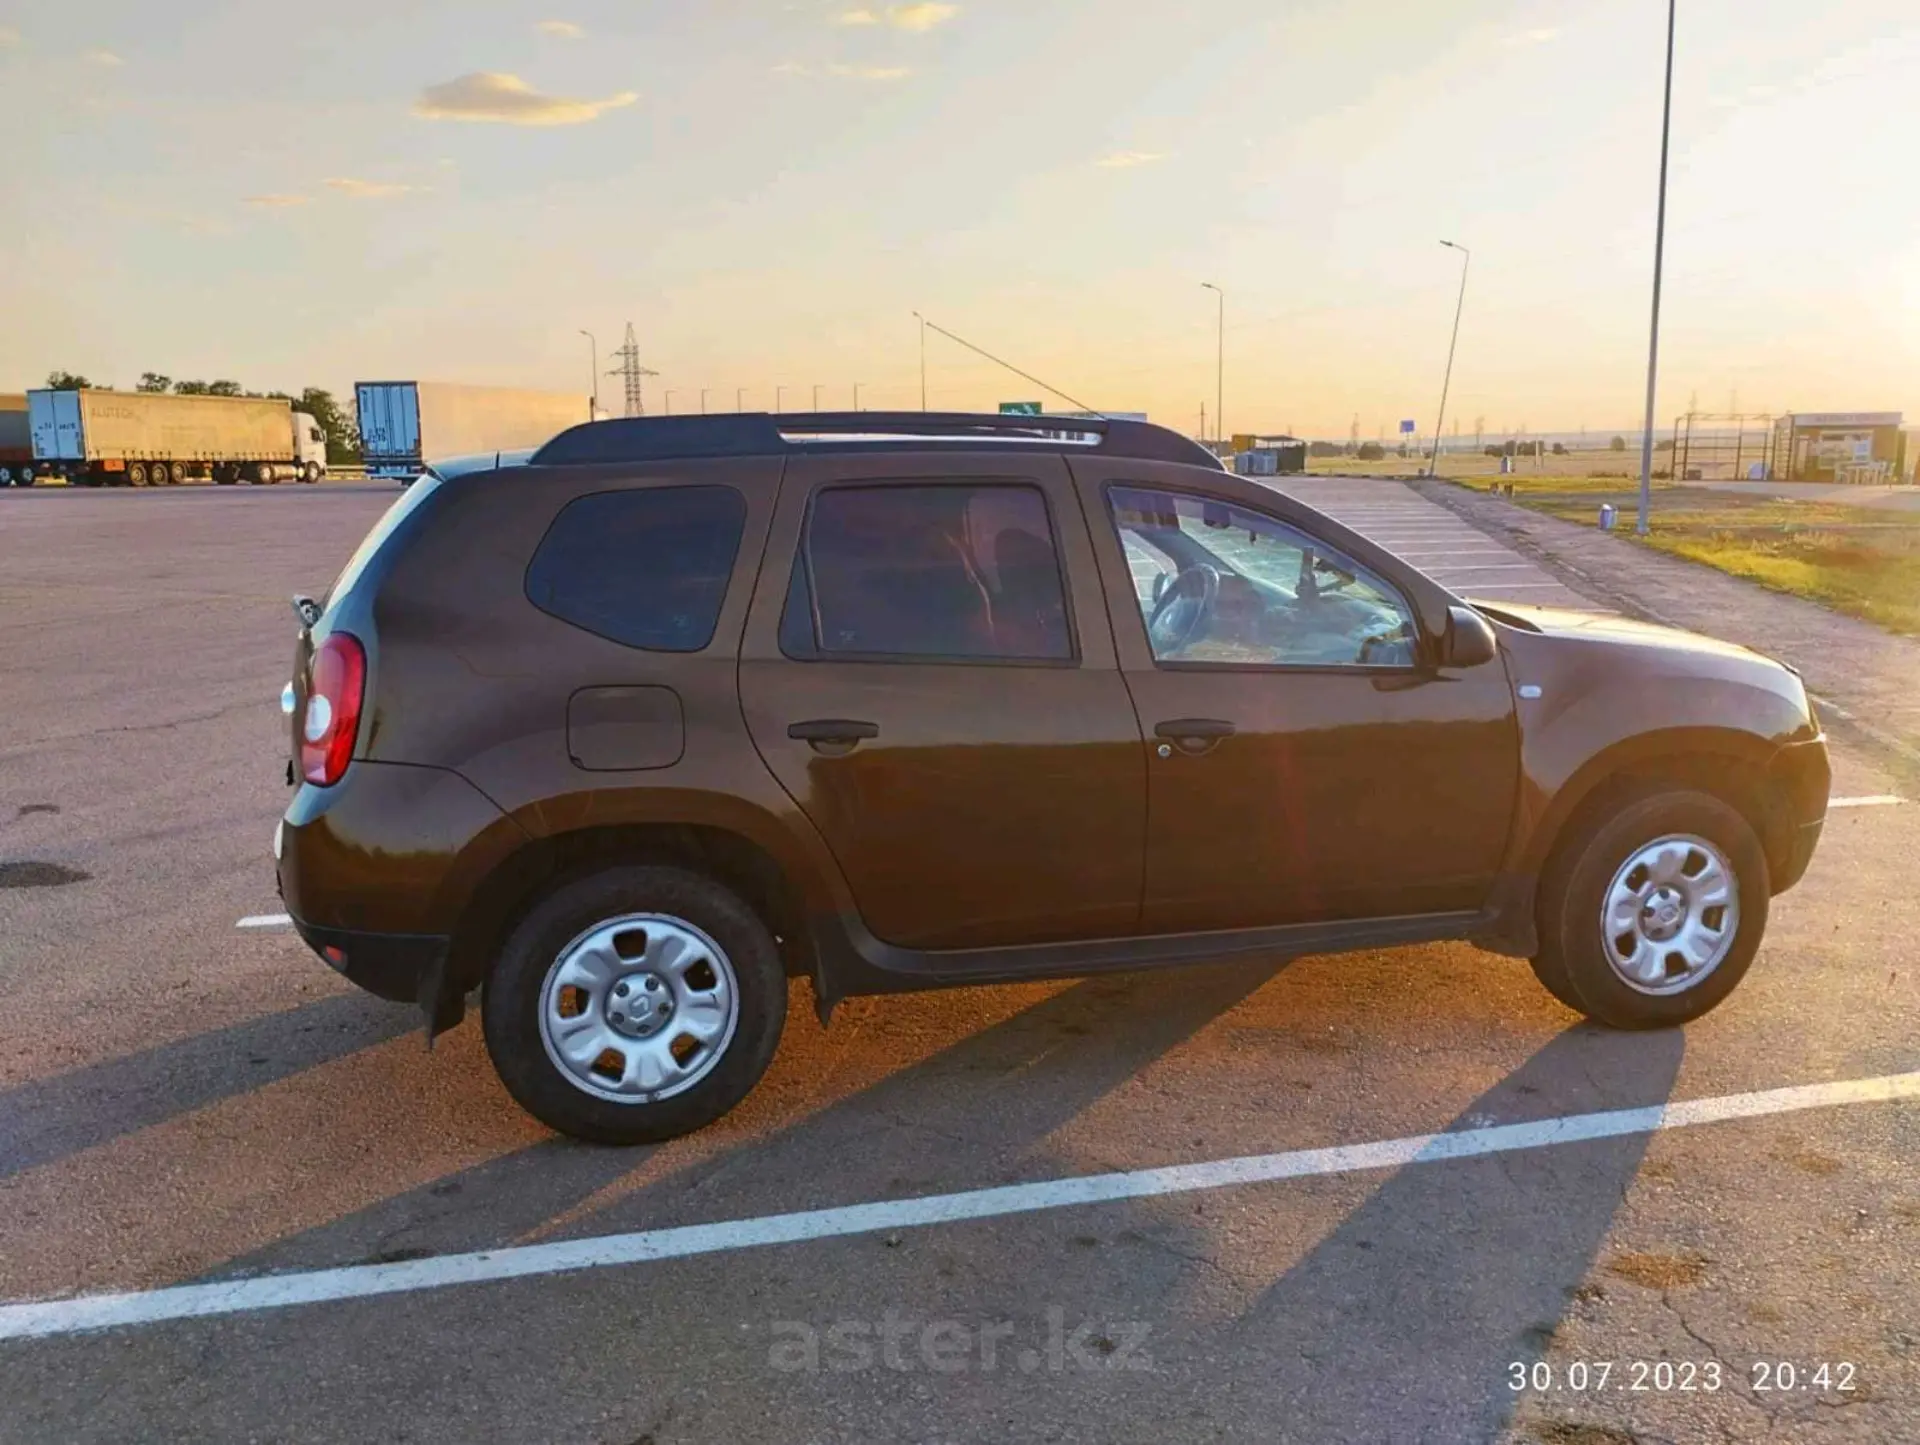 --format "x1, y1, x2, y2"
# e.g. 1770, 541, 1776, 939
1442, 605, 1497, 668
